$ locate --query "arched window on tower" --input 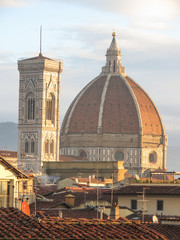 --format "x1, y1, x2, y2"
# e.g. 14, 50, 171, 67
46, 93, 55, 124
31, 140, 35, 154
113, 60, 116, 73
50, 140, 54, 156
25, 141, 29, 153
45, 140, 49, 154
26, 93, 35, 120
